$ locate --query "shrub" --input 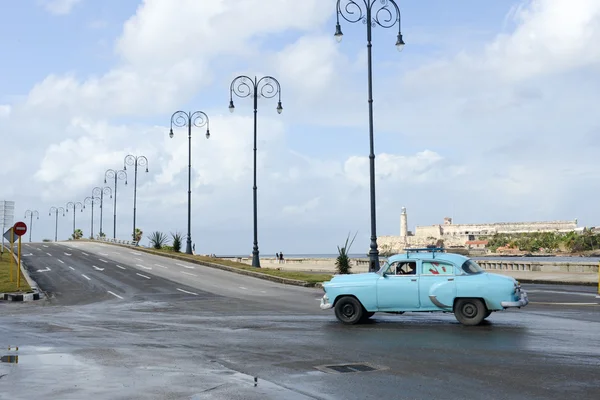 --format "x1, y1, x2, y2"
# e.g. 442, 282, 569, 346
148, 231, 168, 249
336, 231, 358, 275
72, 229, 83, 240
171, 232, 183, 253
133, 228, 143, 242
